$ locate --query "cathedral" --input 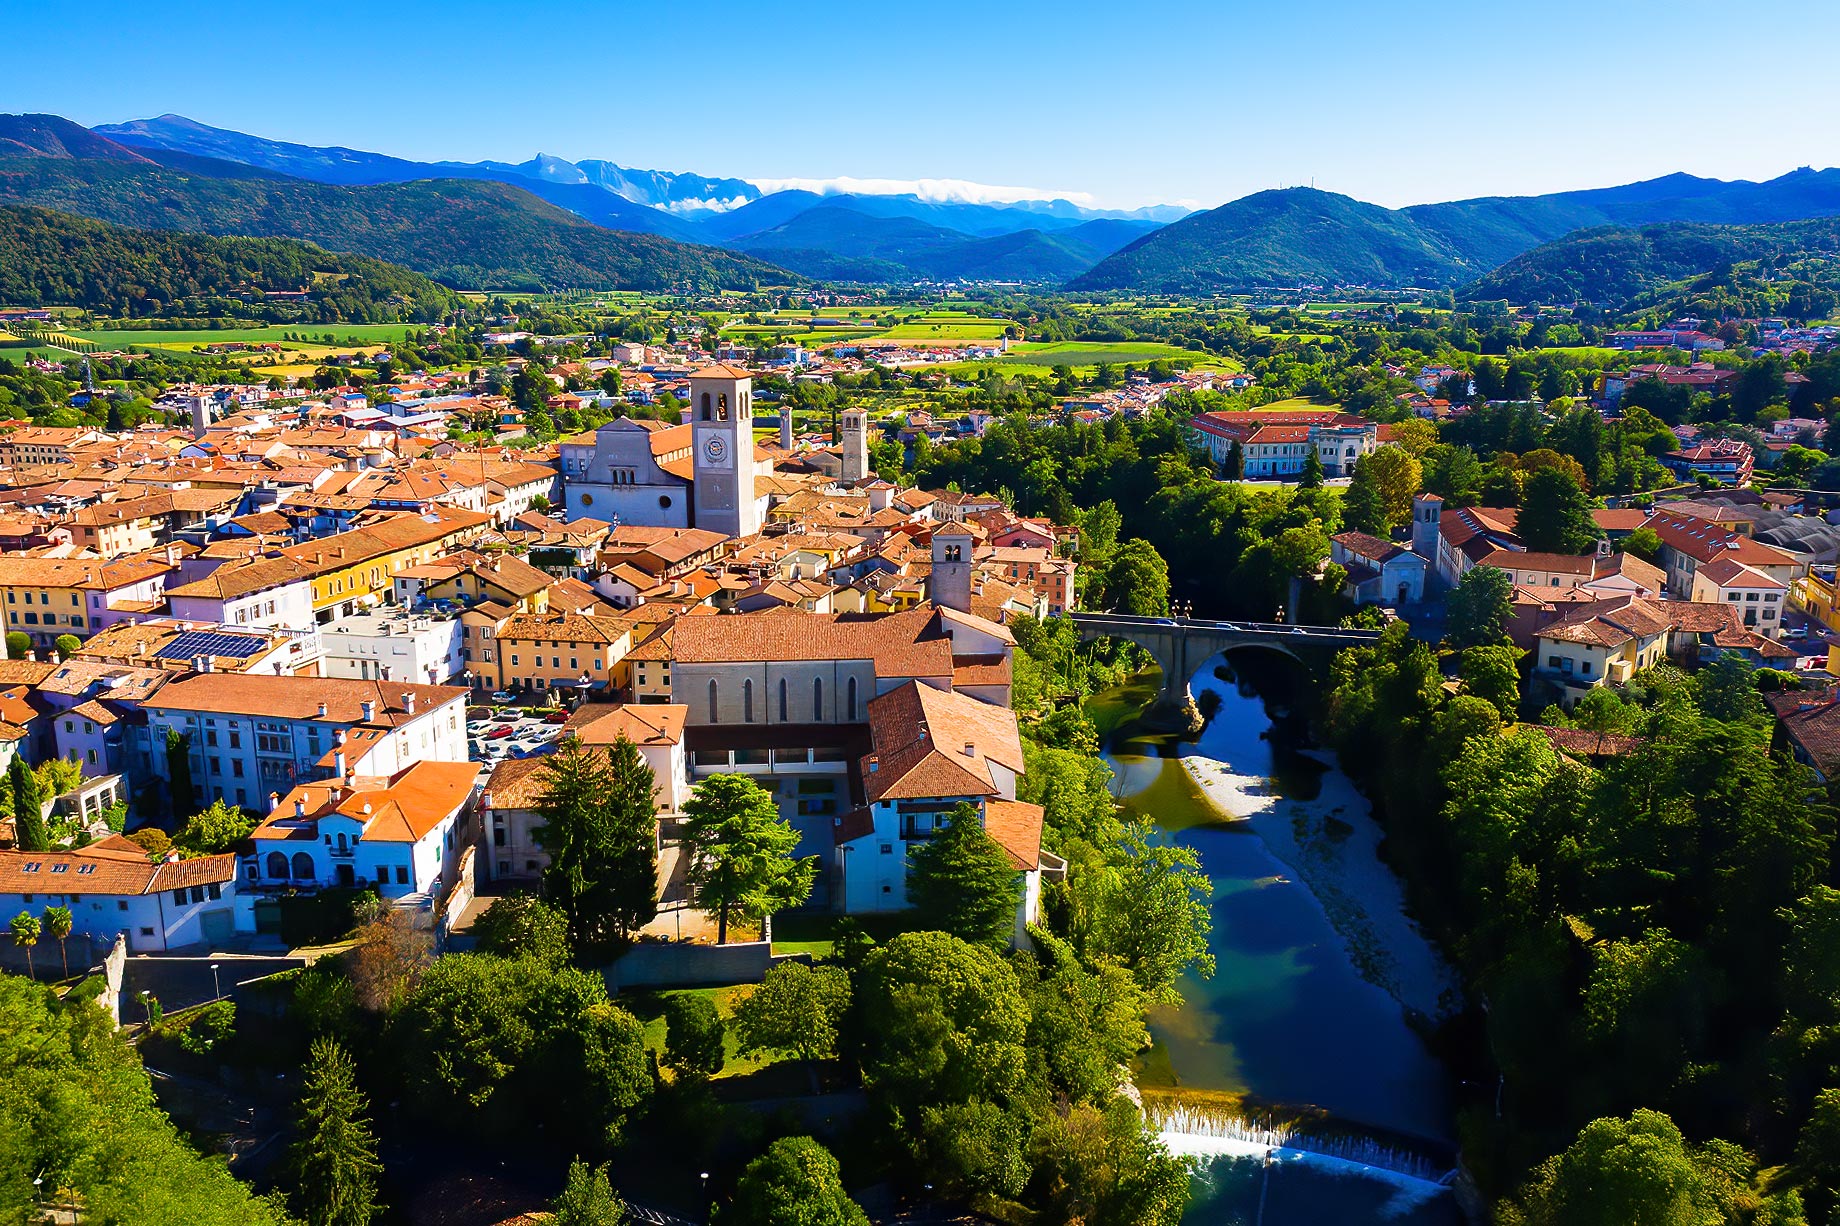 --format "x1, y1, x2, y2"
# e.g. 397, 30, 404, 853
559, 365, 773, 536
